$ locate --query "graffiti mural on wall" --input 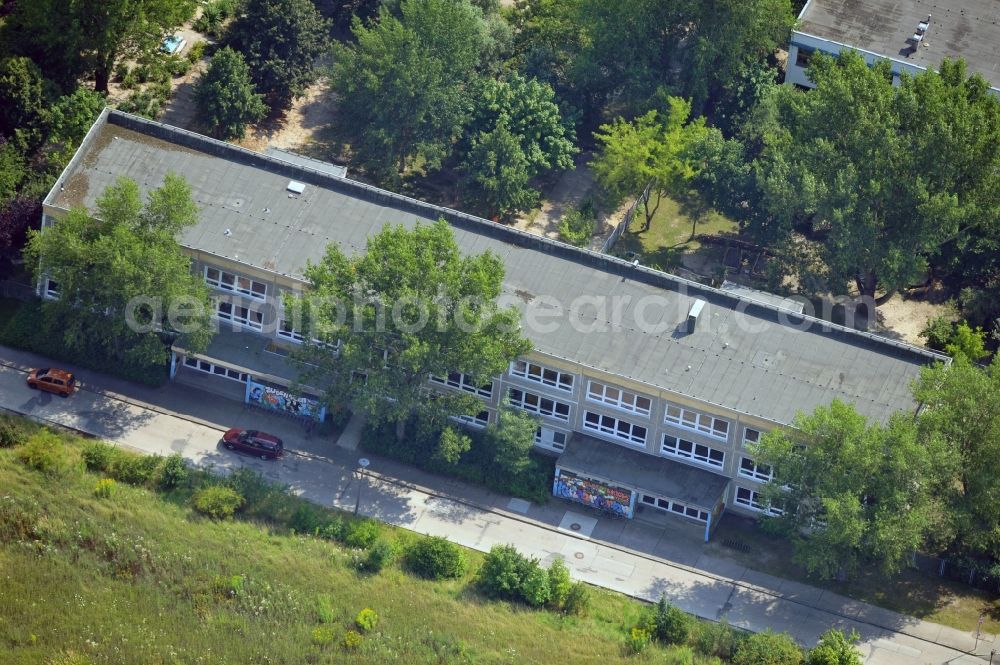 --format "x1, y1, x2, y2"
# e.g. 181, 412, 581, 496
553, 469, 634, 518
247, 381, 323, 421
